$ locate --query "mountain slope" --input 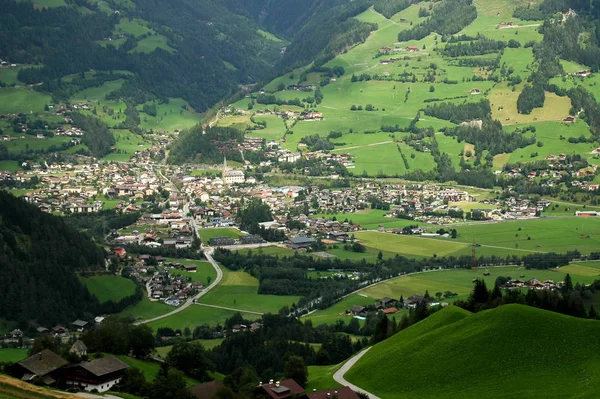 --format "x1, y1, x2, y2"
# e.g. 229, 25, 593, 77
0, 191, 104, 326
346, 305, 600, 399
